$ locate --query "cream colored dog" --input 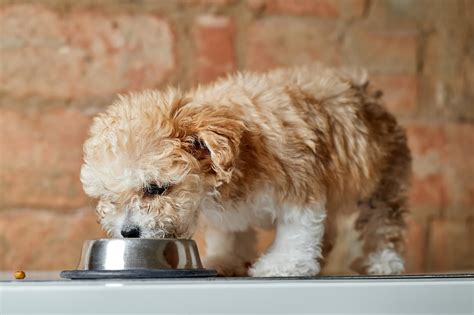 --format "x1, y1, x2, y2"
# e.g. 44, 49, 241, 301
80, 64, 411, 277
